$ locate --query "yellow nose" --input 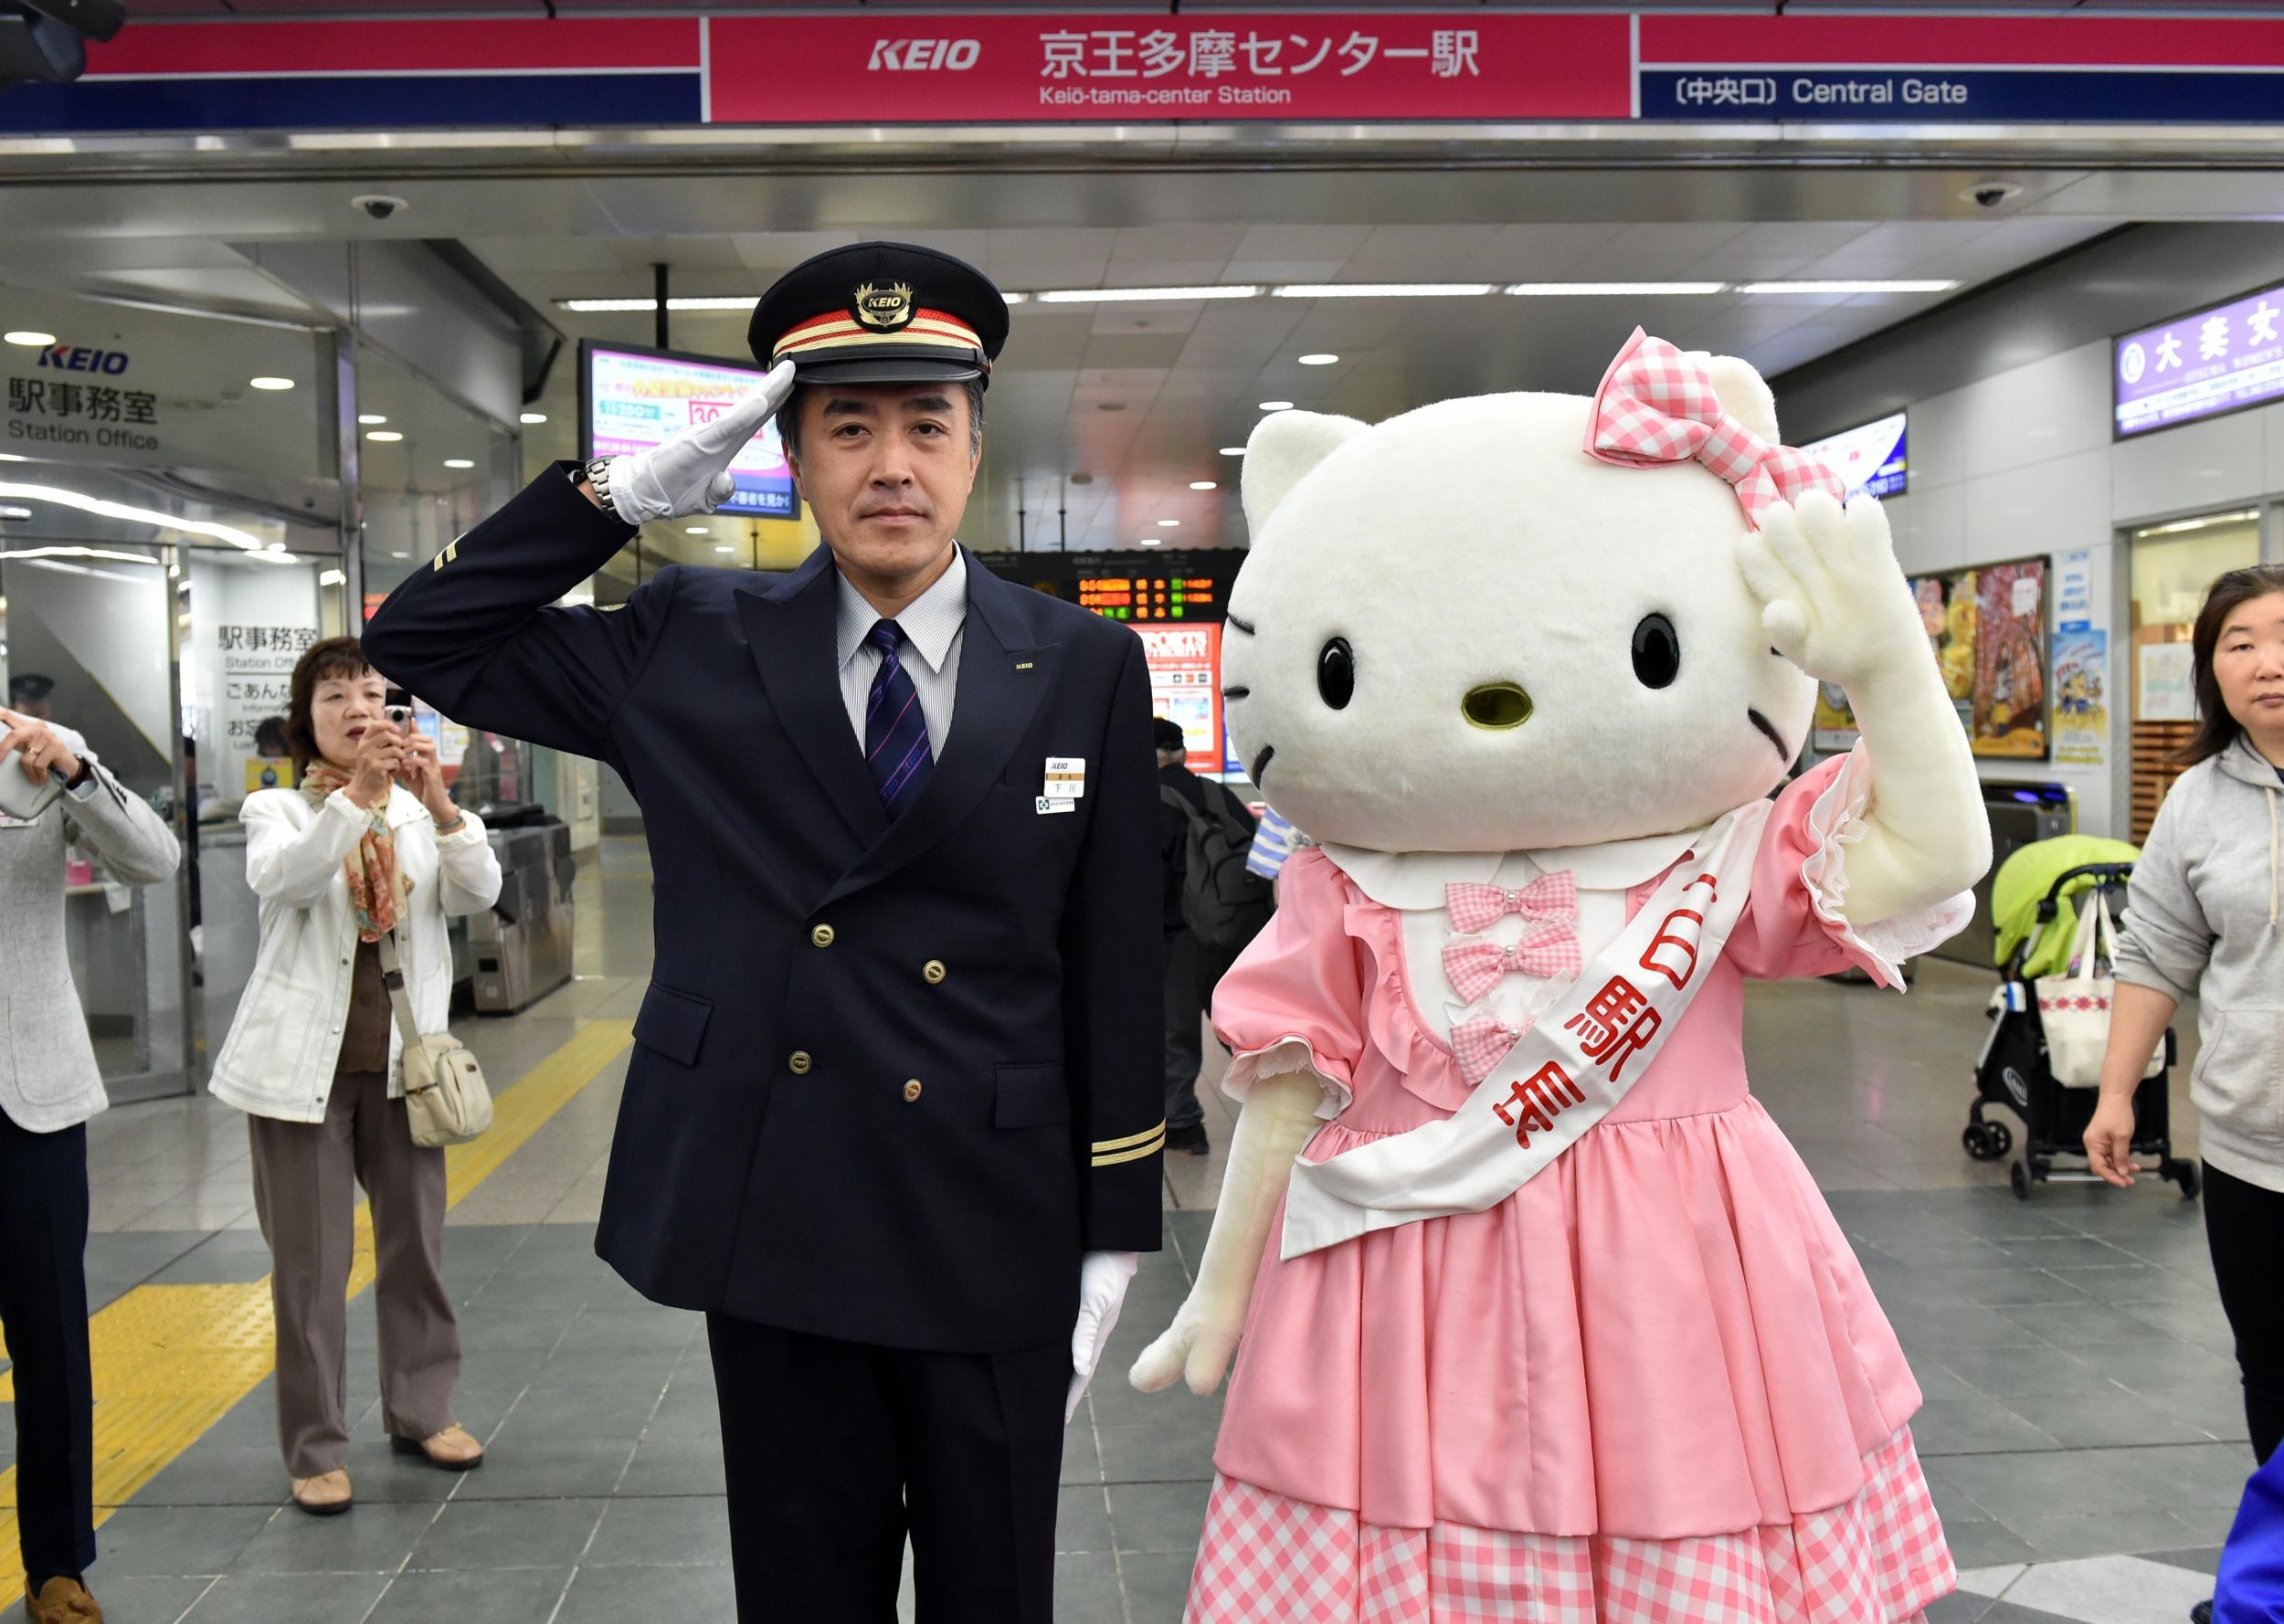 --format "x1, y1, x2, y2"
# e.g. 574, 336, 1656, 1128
1463, 683, 1533, 731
